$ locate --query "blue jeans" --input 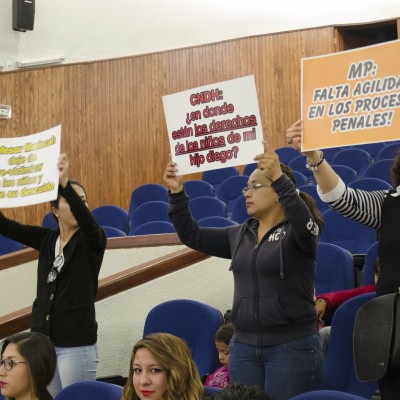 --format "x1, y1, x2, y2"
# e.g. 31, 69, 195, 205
47, 344, 99, 398
229, 334, 324, 400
